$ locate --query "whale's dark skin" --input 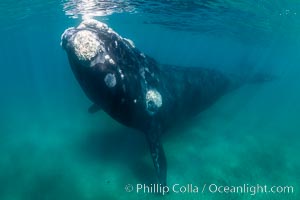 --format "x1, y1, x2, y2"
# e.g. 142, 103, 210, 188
61, 19, 243, 186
